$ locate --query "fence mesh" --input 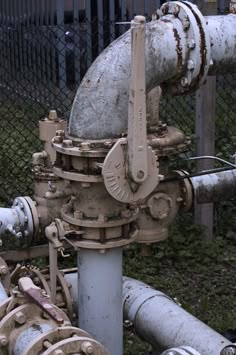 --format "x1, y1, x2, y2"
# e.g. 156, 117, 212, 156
0, 2, 235, 236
